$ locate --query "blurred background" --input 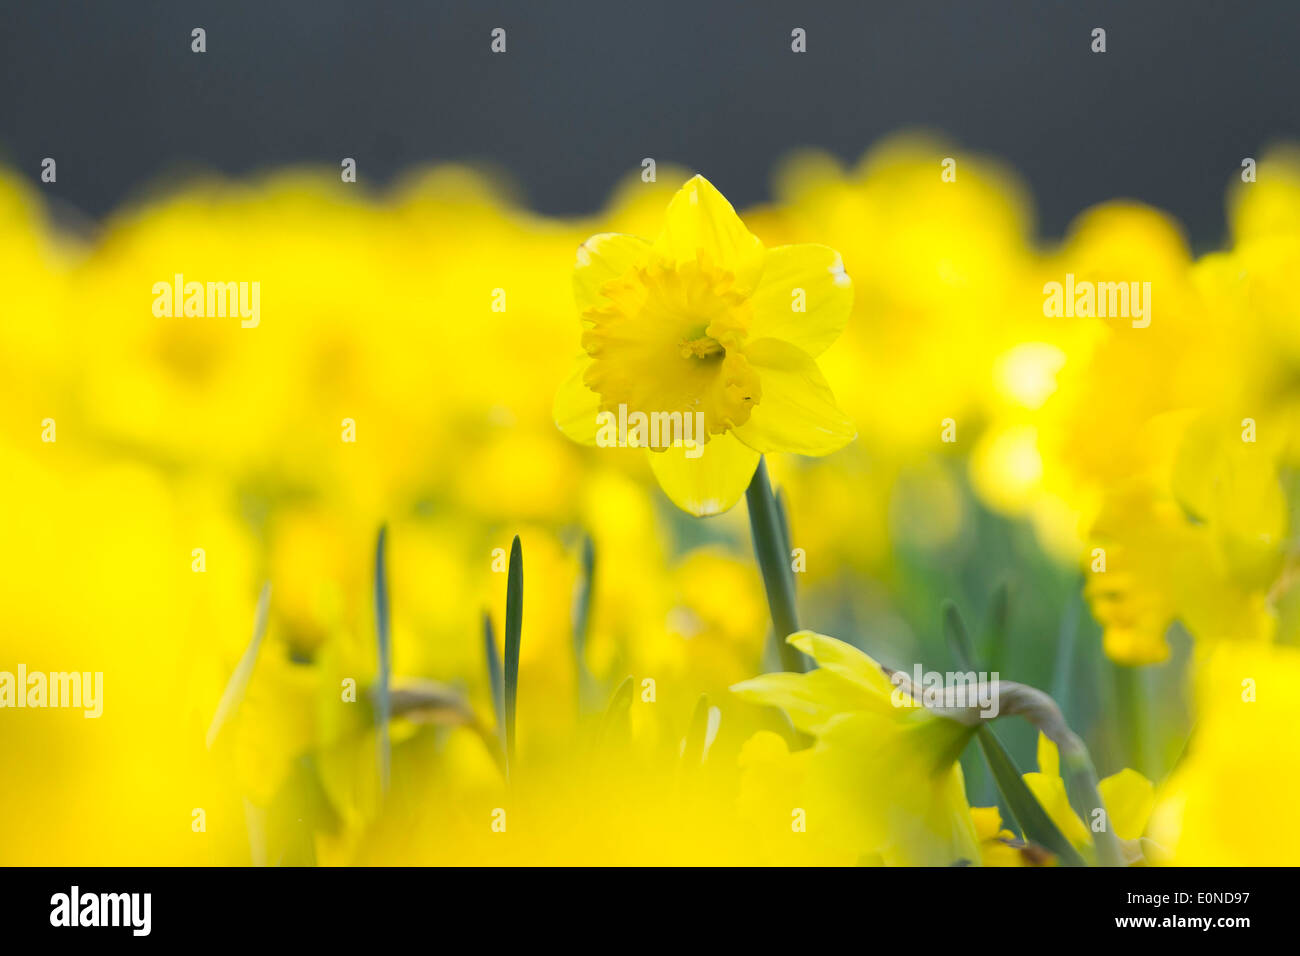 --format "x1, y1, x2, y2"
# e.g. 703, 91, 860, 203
4, 1, 1298, 243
